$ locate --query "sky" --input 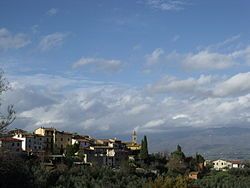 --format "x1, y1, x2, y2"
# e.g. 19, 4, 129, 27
1, 0, 250, 143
